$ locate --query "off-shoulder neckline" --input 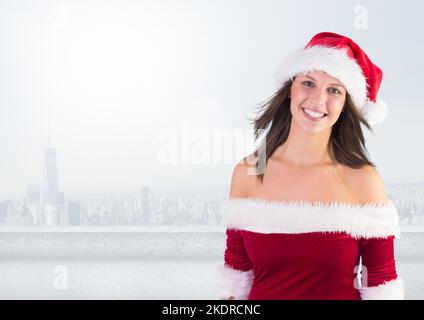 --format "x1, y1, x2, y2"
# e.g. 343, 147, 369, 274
226, 196, 395, 210
223, 196, 400, 238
